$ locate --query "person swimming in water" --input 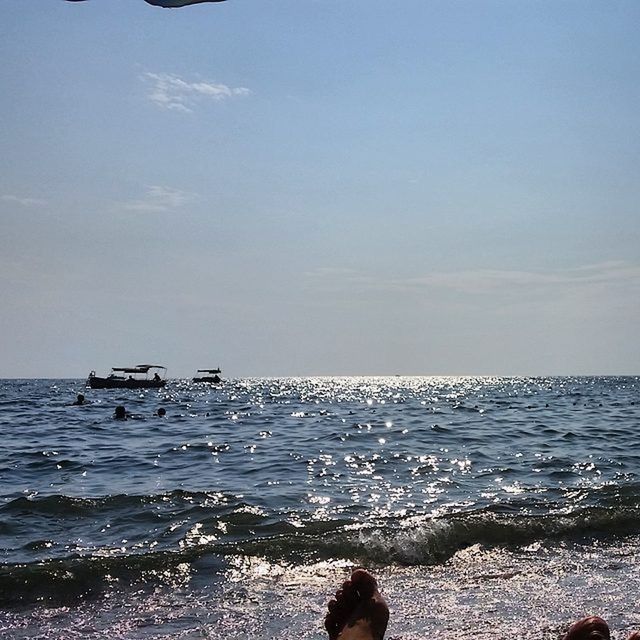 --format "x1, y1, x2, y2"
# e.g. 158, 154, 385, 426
113, 405, 127, 420
324, 570, 639, 640
113, 405, 146, 420
72, 393, 86, 406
